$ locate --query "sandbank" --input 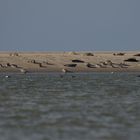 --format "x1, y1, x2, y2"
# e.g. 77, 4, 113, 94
0, 51, 140, 73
